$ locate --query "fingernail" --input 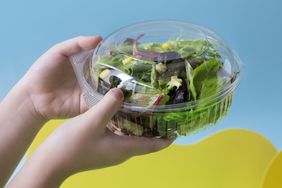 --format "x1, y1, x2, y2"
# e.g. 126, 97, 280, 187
111, 88, 124, 100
